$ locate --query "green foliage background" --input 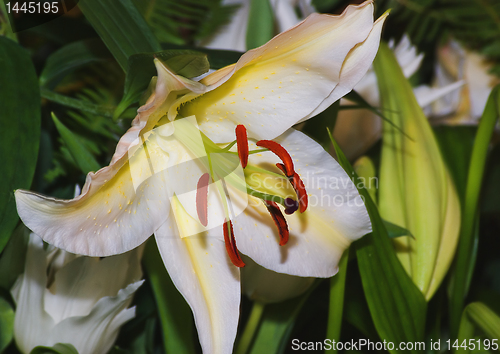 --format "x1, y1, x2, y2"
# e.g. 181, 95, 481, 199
0, 0, 499, 353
